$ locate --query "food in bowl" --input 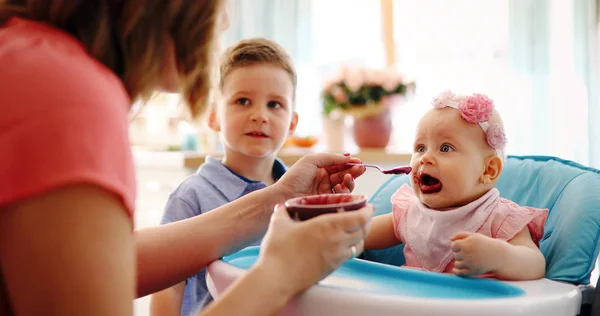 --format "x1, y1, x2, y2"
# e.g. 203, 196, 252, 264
284, 193, 367, 221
